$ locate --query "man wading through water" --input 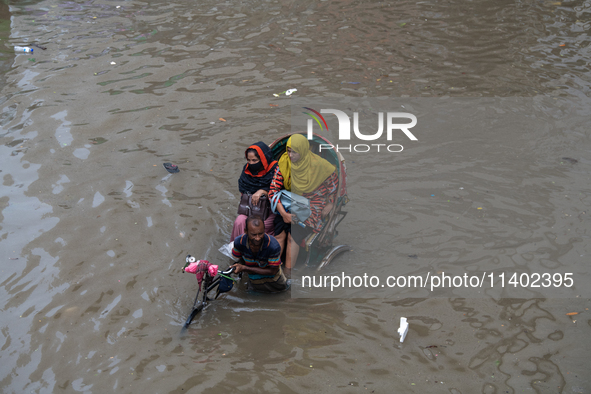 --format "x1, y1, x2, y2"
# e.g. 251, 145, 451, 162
231, 215, 289, 293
